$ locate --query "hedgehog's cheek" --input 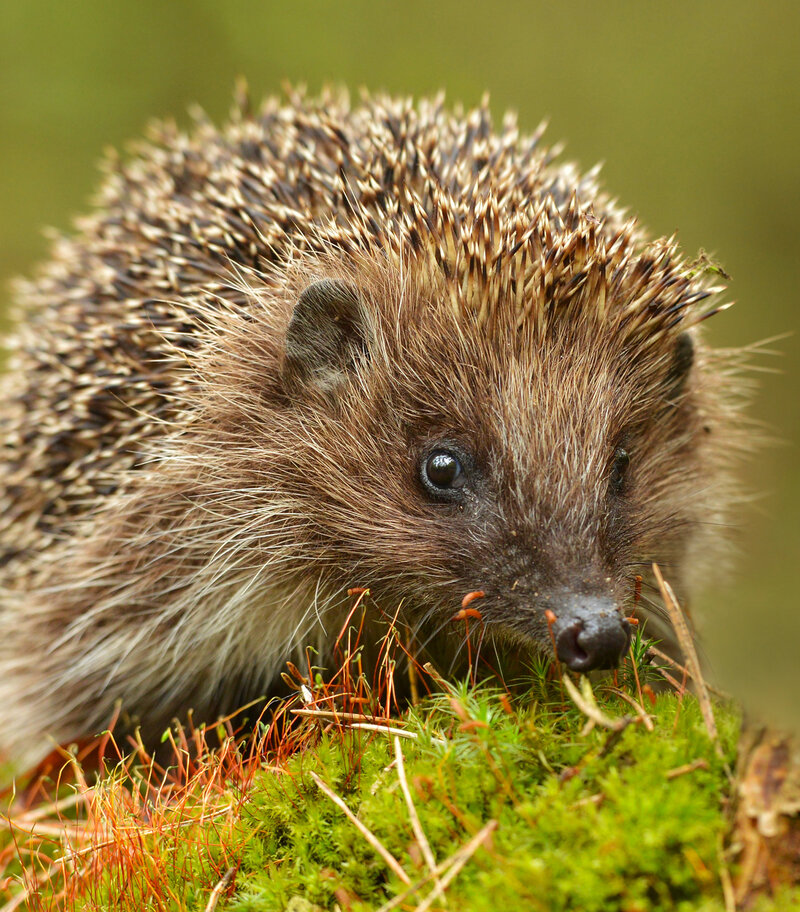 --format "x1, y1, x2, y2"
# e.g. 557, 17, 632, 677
283, 278, 371, 394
